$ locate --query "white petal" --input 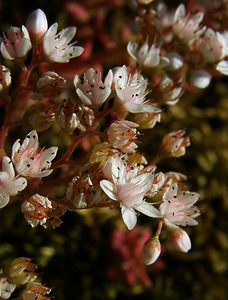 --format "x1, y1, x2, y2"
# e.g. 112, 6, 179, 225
174, 4, 185, 23
164, 183, 178, 200
134, 201, 162, 218
127, 42, 138, 61
76, 88, 92, 105
10, 177, 27, 195
100, 180, 117, 200
125, 103, 161, 113
0, 193, 10, 208
40, 146, 58, 166
216, 60, 228, 75
121, 206, 137, 230
104, 69, 113, 87
114, 65, 128, 90
2, 157, 15, 179
0, 42, 14, 60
